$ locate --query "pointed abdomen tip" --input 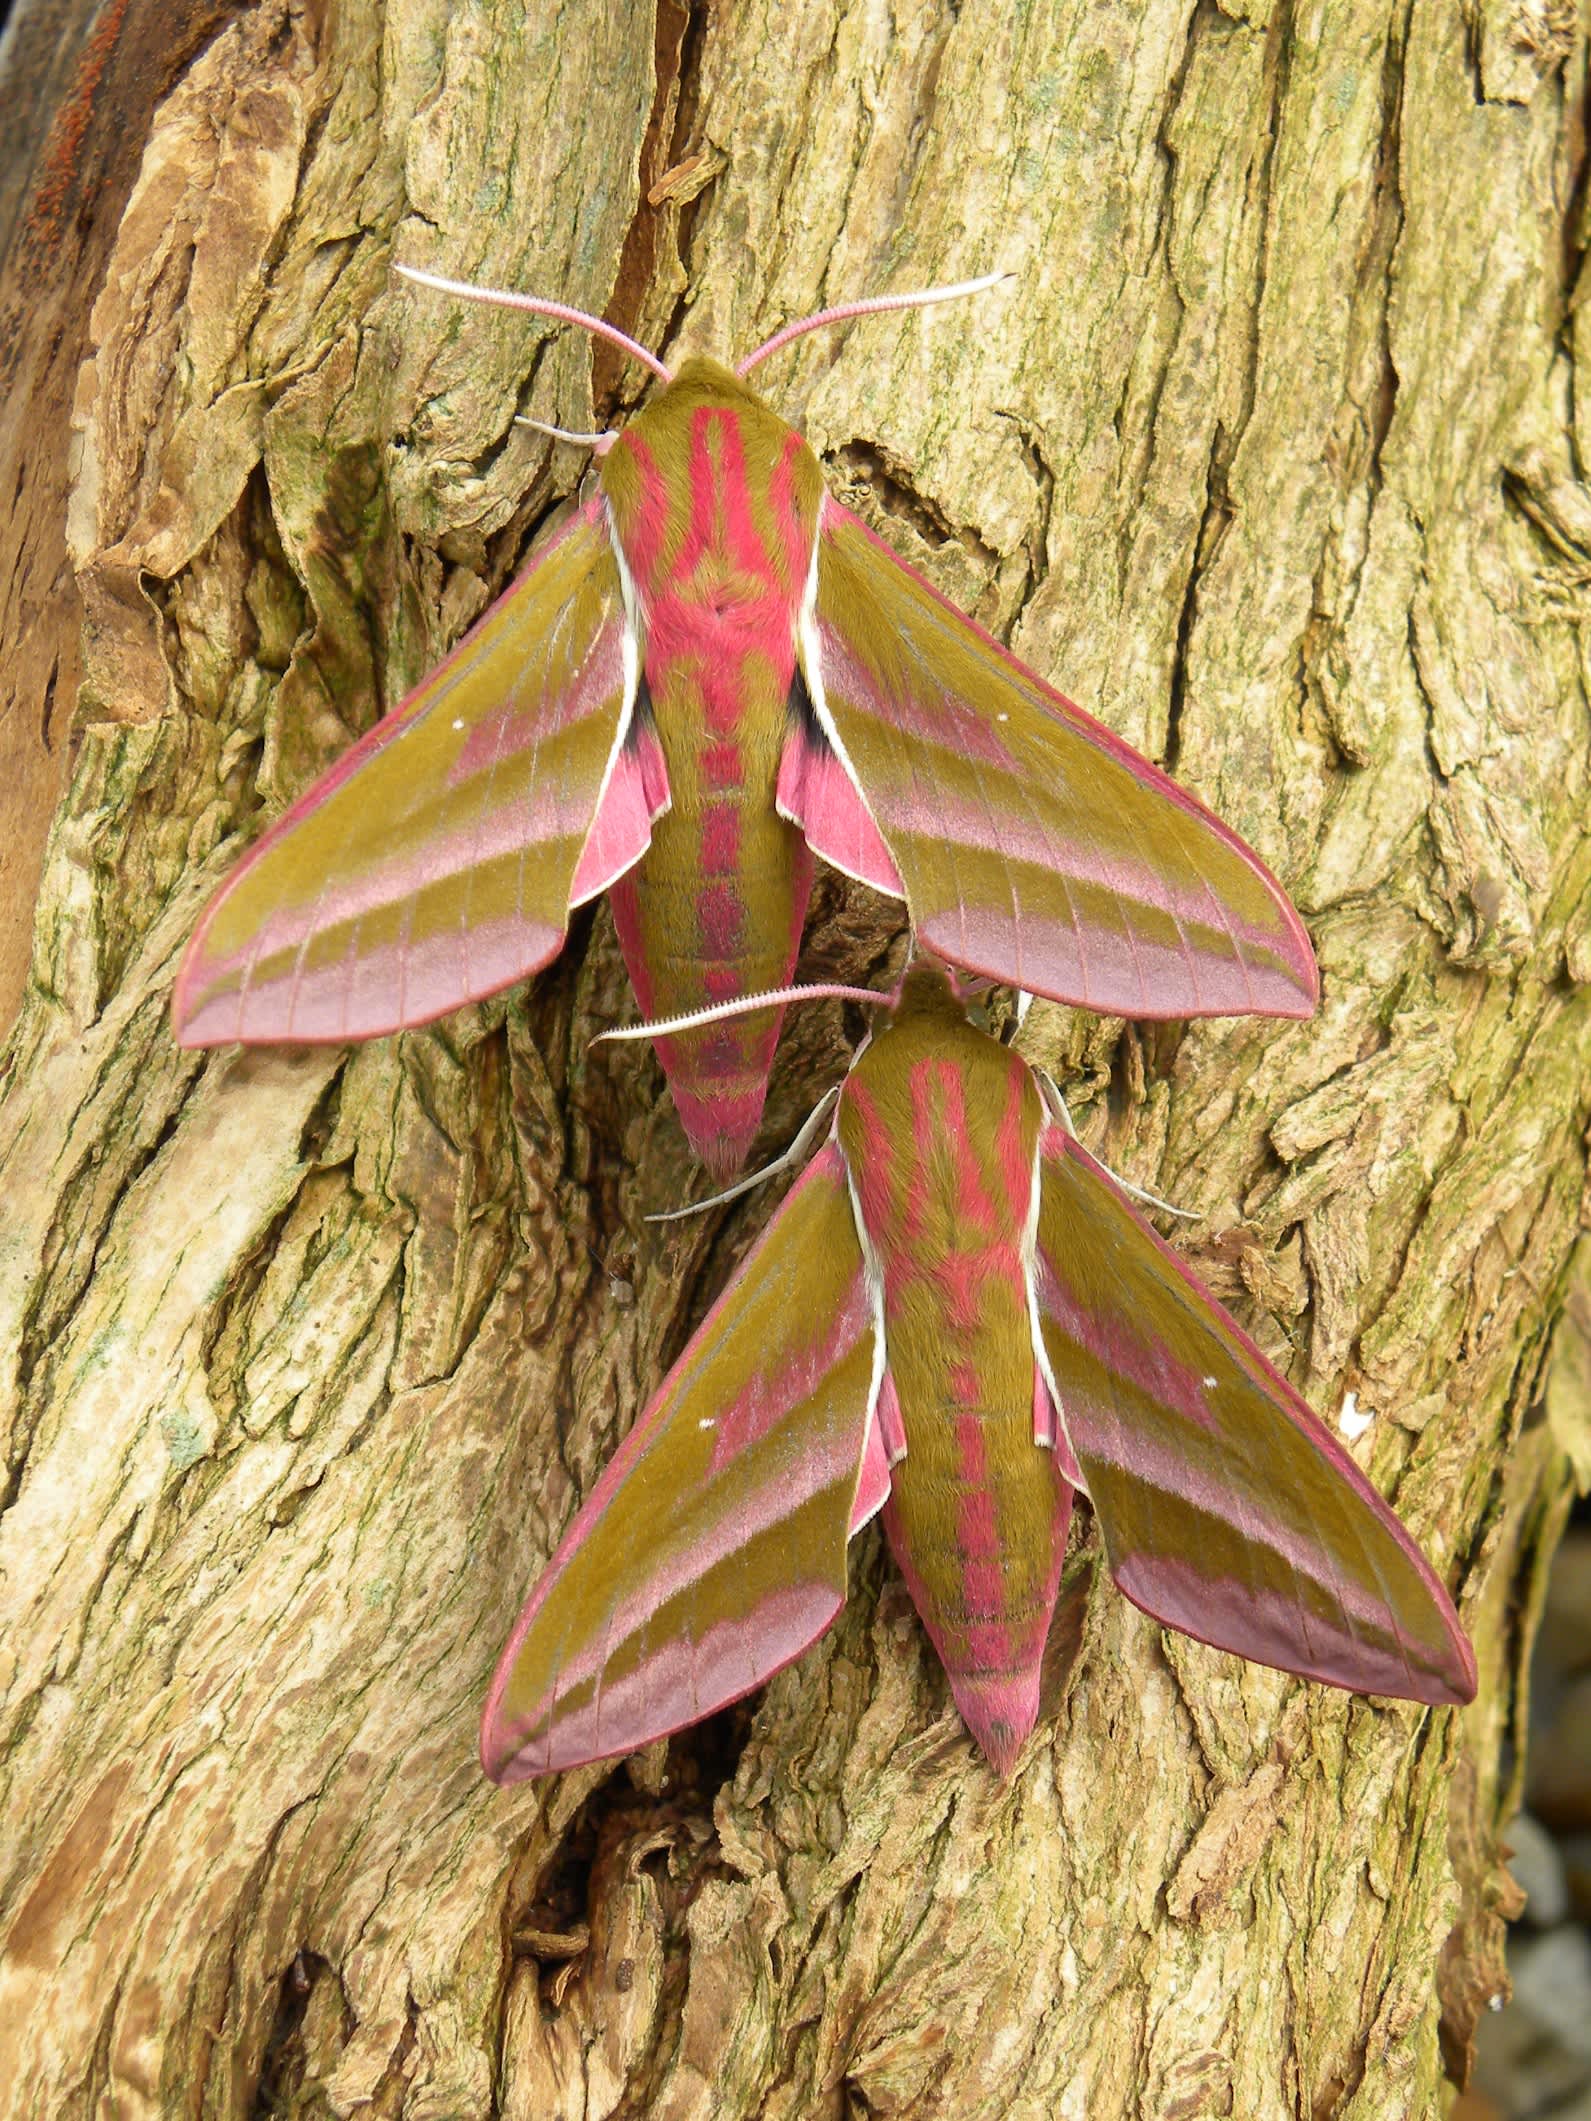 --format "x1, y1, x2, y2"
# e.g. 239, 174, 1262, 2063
672, 1093, 766, 1179
949, 1668, 1042, 1779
